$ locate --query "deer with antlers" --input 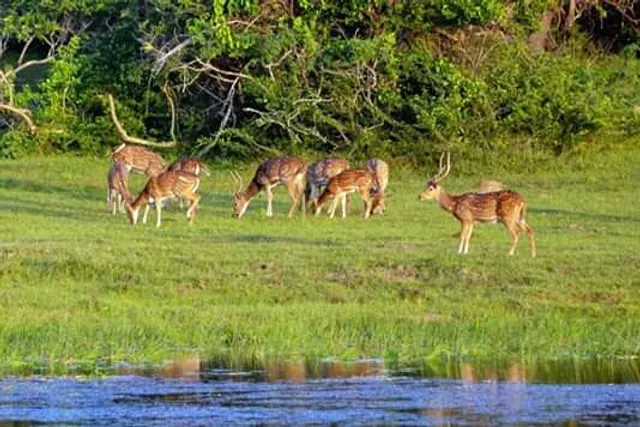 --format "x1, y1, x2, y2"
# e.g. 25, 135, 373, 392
305, 158, 351, 215
106, 160, 133, 214
126, 170, 201, 228
365, 158, 389, 215
419, 153, 536, 257
231, 156, 307, 218
312, 169, 384, 219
